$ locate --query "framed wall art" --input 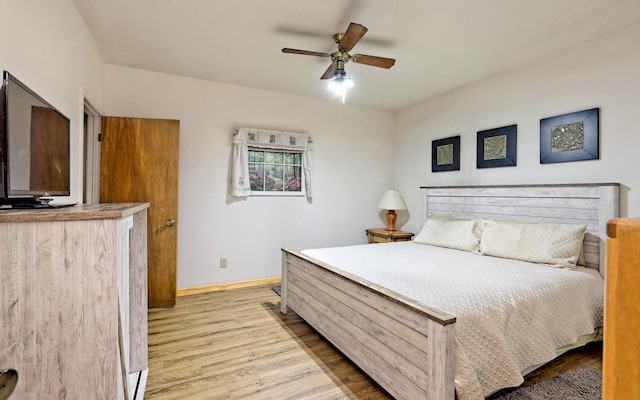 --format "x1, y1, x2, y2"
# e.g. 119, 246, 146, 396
476, 124, 517, 168
432, 135, 460, 172
540, 108, 599, 164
